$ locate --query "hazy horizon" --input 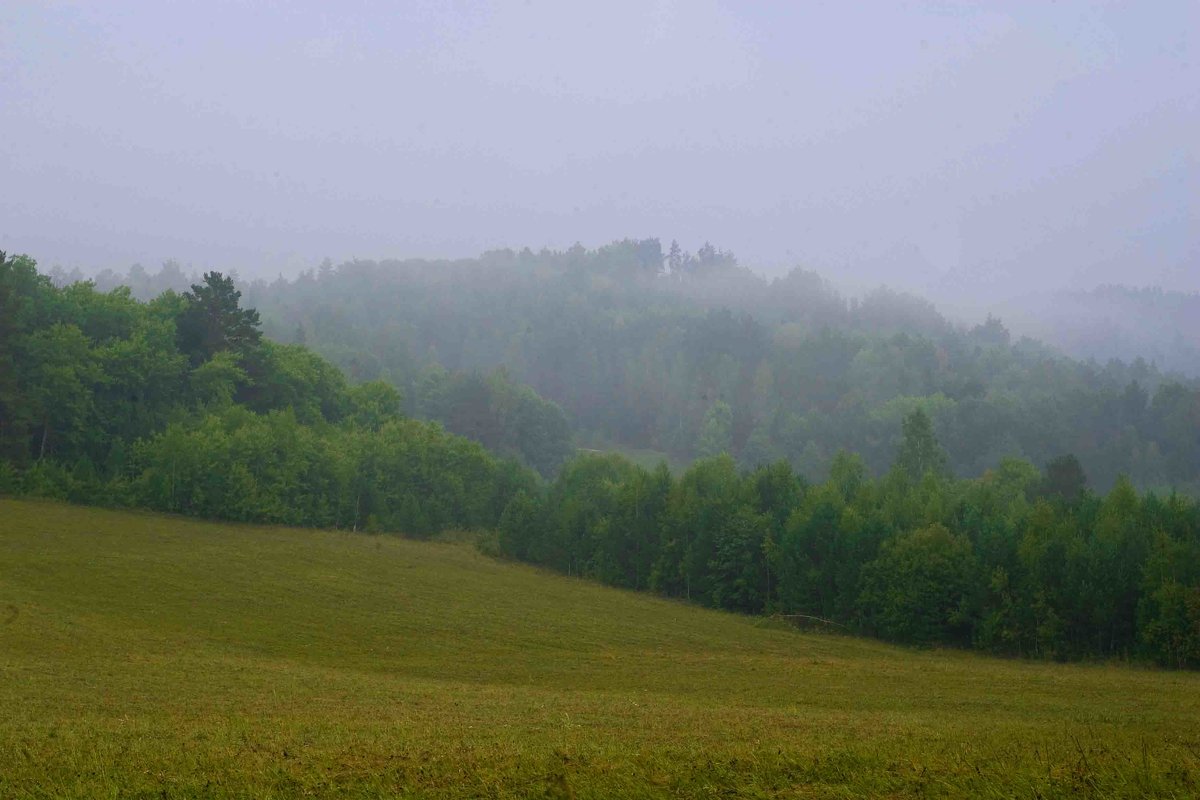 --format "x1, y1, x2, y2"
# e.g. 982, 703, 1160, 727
2, 2, 1196, 302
